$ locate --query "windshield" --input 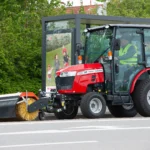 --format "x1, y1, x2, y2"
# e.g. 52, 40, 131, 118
84, 27, 113, 63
